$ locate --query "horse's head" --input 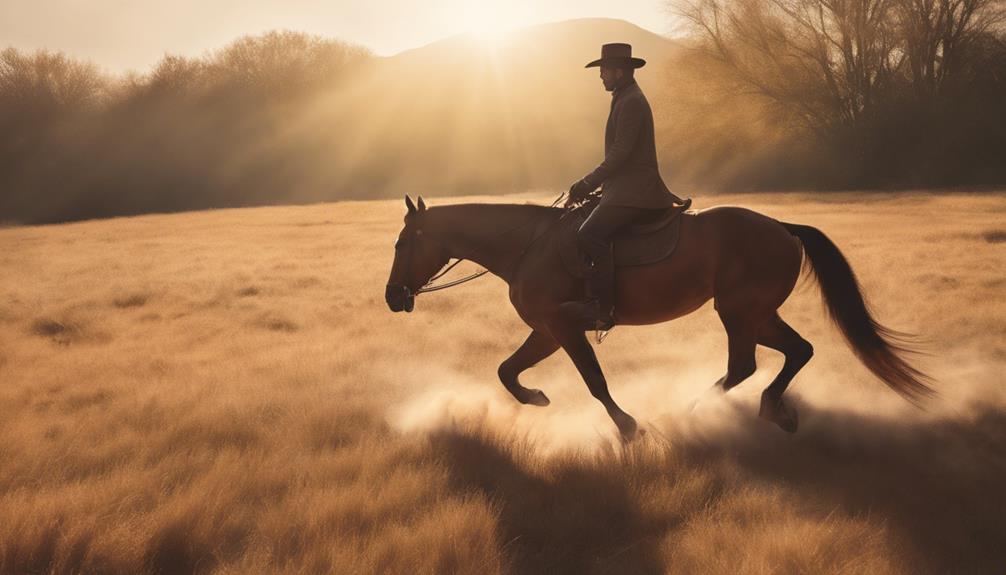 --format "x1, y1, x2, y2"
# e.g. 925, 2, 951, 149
385, 195, 450, 313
